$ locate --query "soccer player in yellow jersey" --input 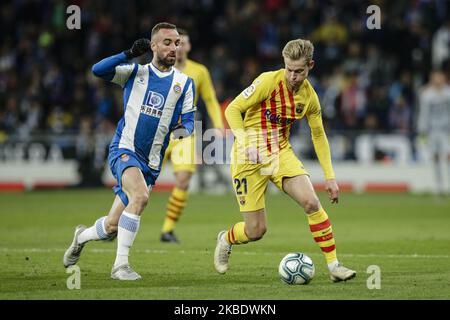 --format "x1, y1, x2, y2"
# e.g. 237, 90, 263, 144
160, 29, 225, 243
214, 39, 356, 282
